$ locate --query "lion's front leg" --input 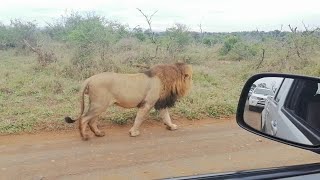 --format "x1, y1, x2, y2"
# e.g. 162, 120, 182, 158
129, 105, 152, 137
160, 108, 178, 130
